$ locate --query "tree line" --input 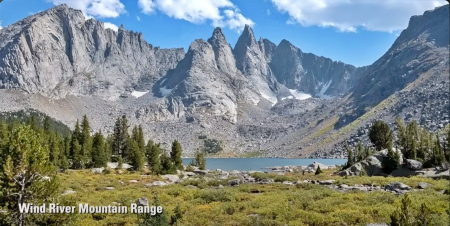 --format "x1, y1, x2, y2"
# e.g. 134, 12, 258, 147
0, 114, 207, 225
343, 118, 450, 173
